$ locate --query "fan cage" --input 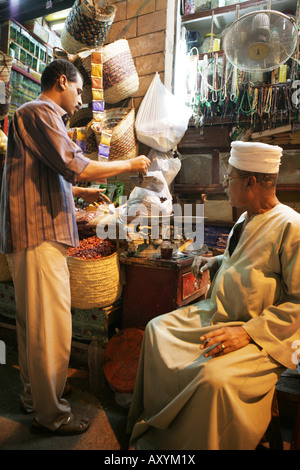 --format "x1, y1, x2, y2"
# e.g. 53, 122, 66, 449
223, 10, 298, 72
